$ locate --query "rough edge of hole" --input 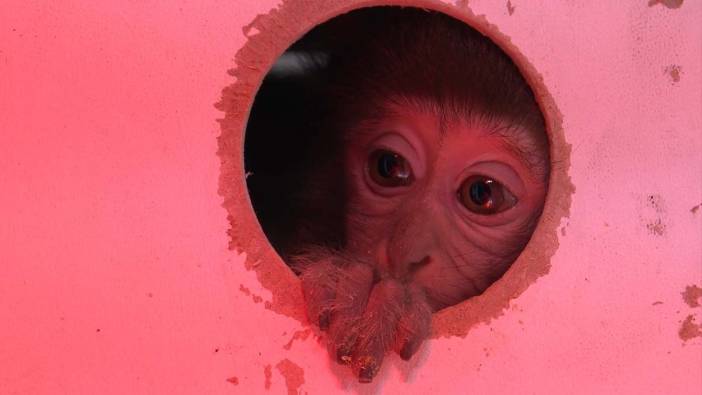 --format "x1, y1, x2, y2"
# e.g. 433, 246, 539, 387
216, 0, 575, 338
